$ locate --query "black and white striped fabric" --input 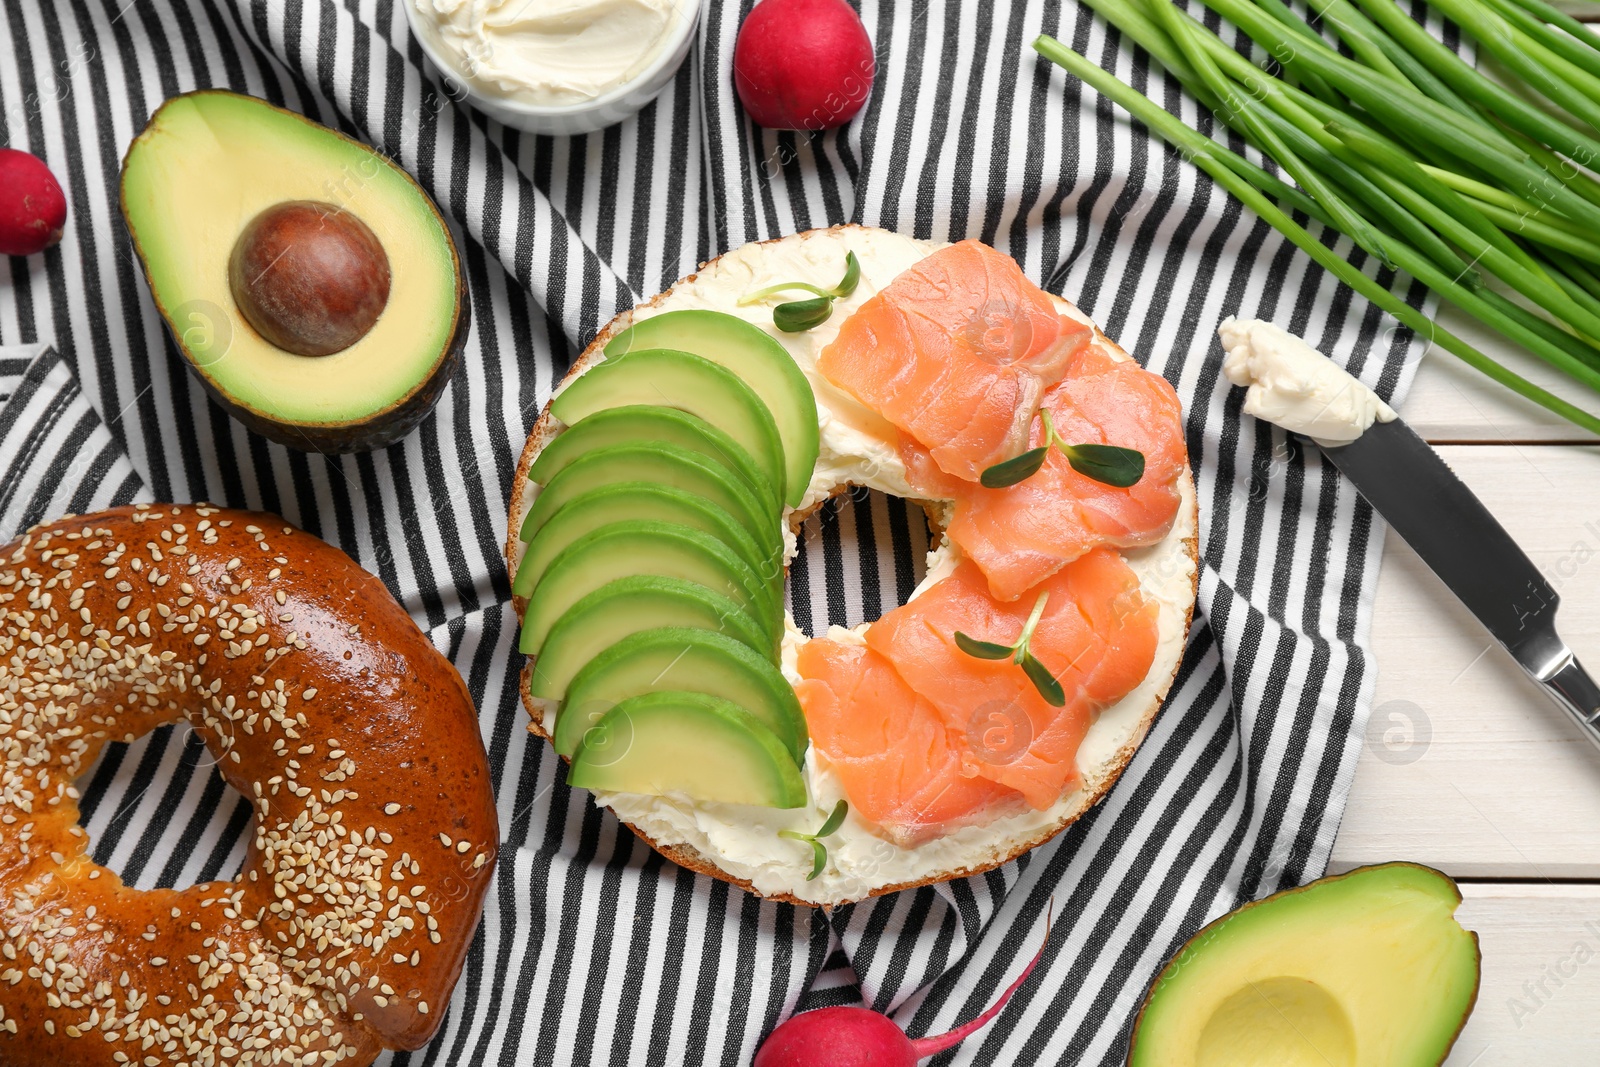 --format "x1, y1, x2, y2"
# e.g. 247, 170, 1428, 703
0, 1, 1440, 1062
